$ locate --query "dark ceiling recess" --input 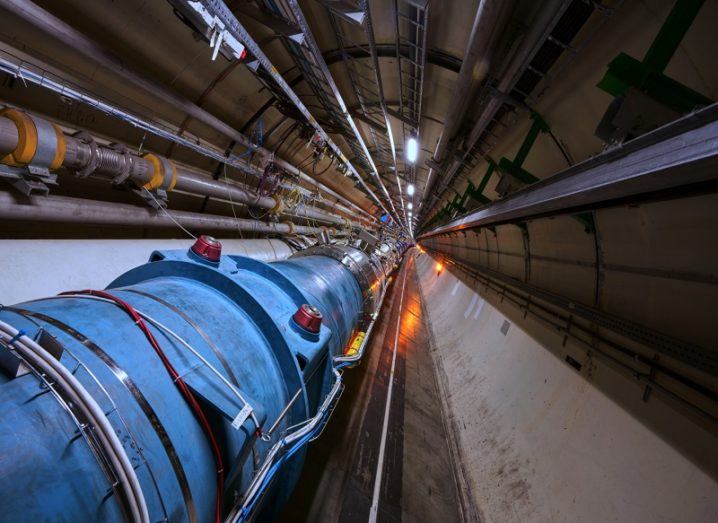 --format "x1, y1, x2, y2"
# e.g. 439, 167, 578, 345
512, 0, 596, 103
